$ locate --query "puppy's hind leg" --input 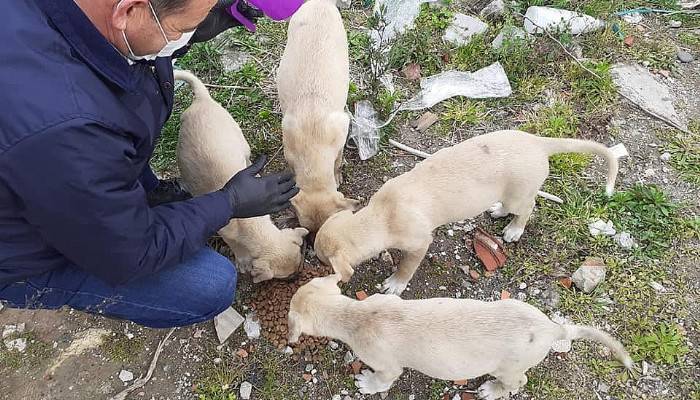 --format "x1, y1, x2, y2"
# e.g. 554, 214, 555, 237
501, 195, 536, 243
355, 367, 403, 394
478, 371, 527, 400
381, 238, 431, 296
